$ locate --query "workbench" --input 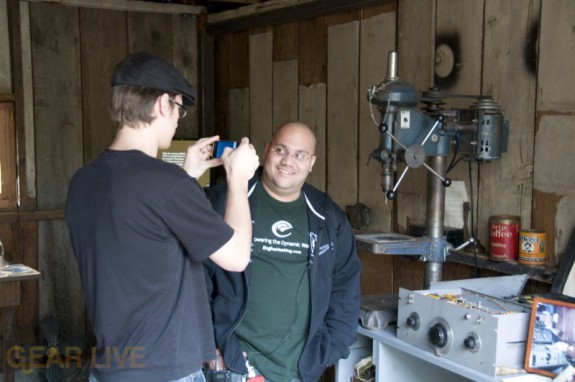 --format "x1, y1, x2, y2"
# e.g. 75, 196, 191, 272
0, 264, 41, 382
336, 325, 553, 382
